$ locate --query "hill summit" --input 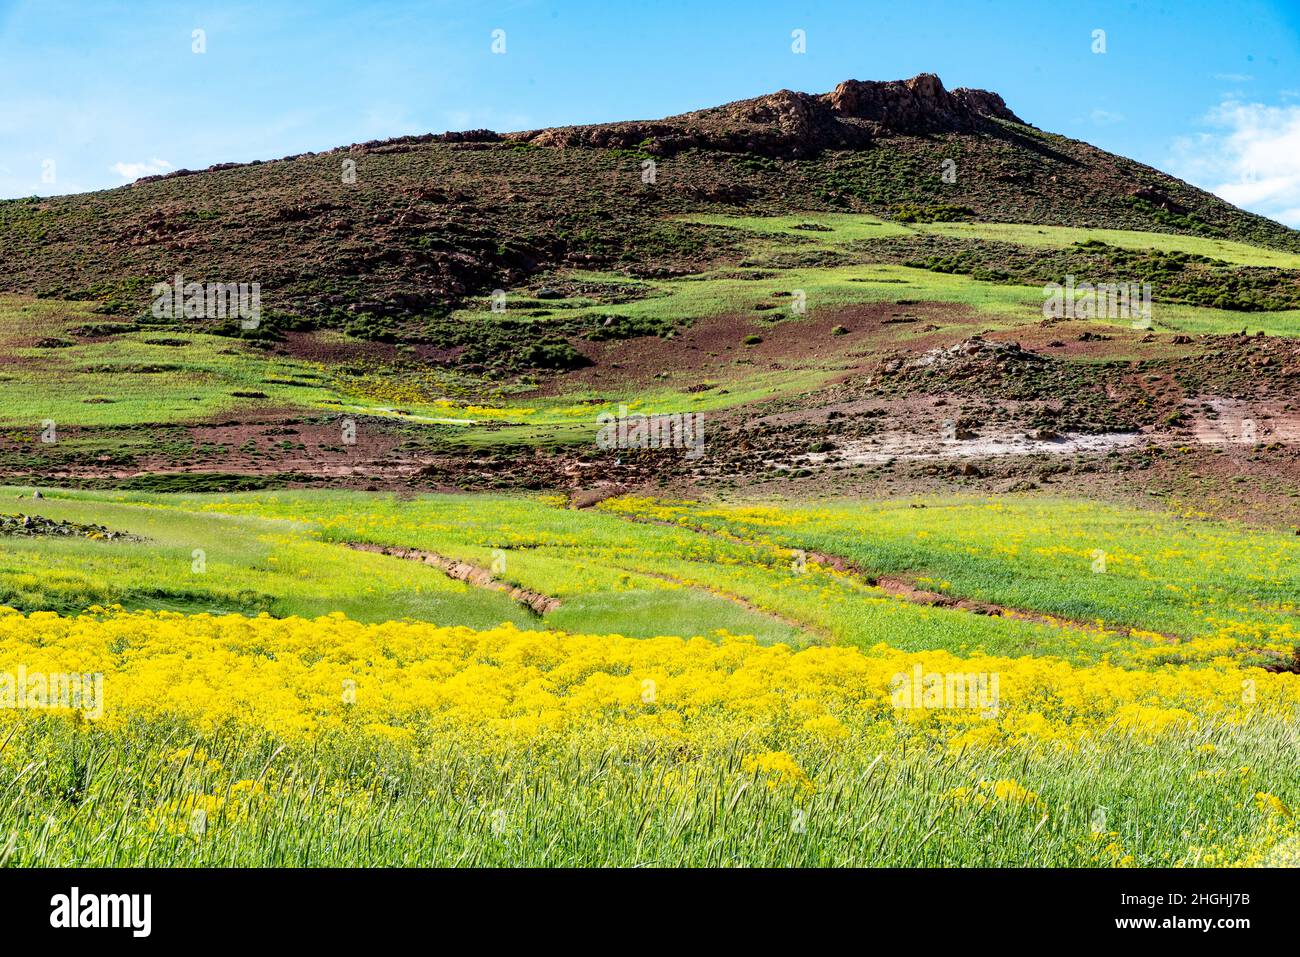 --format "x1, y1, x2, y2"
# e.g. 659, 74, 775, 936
513, 73, 1027, 157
